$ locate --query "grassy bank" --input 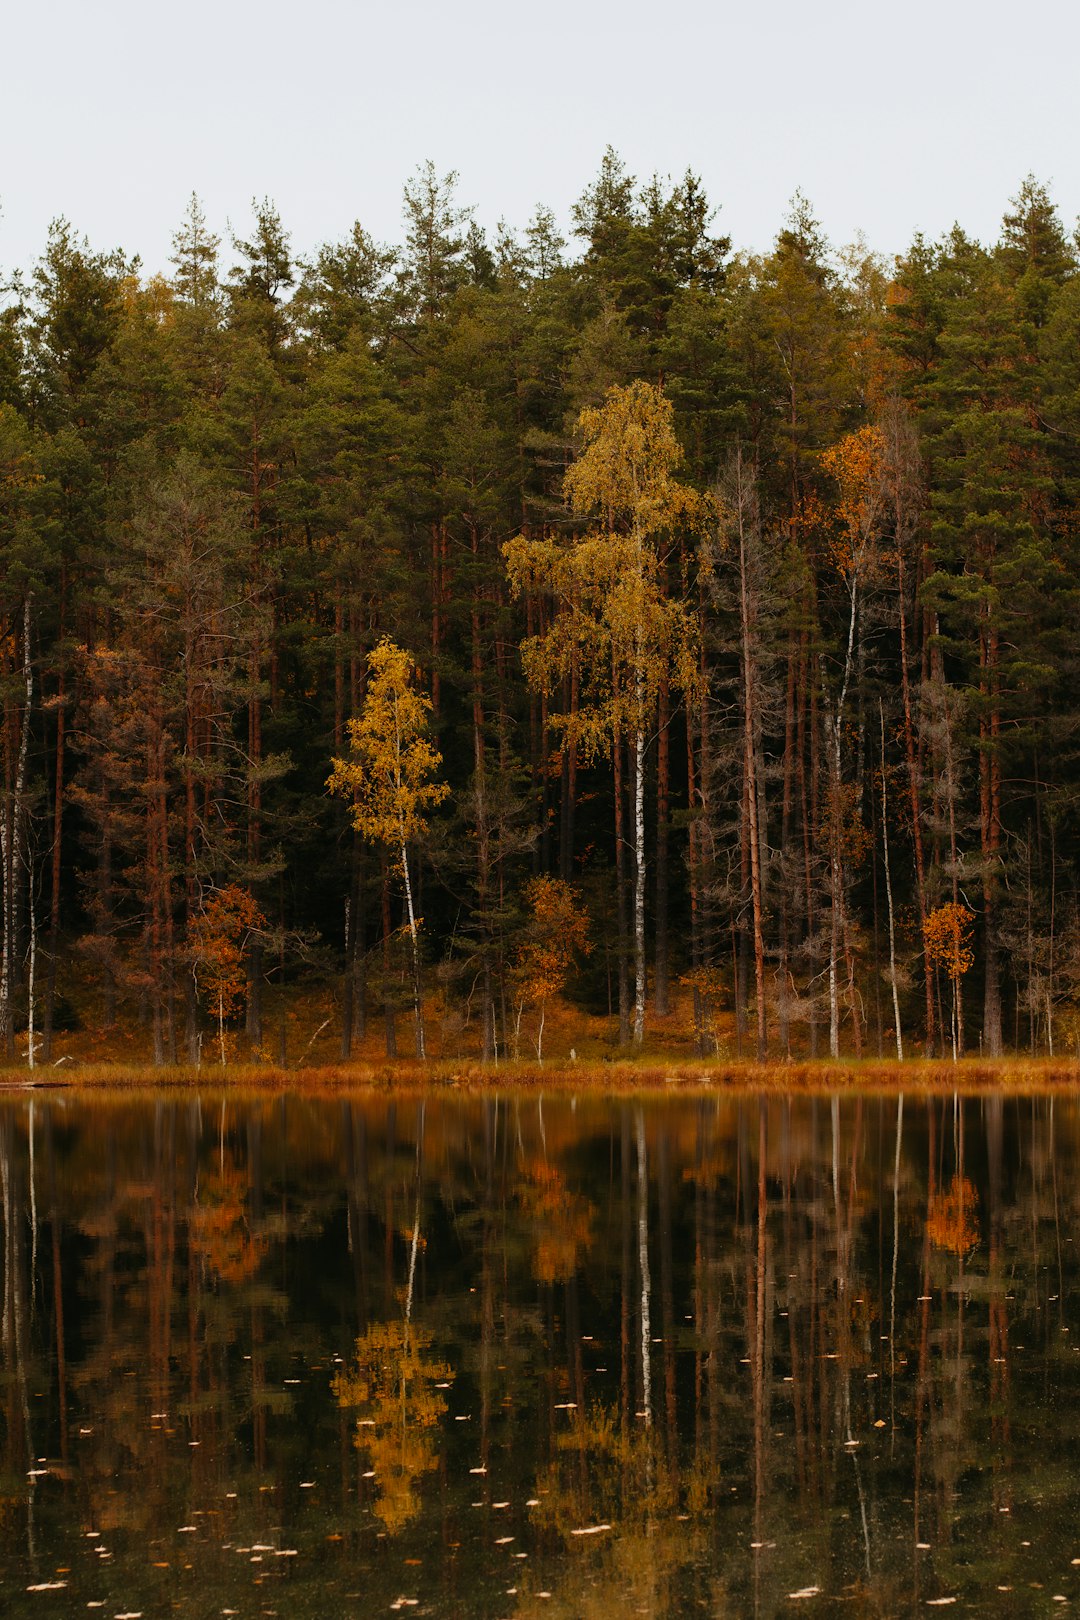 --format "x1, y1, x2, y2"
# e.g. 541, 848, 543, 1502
2, 1055, 1080, 1095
